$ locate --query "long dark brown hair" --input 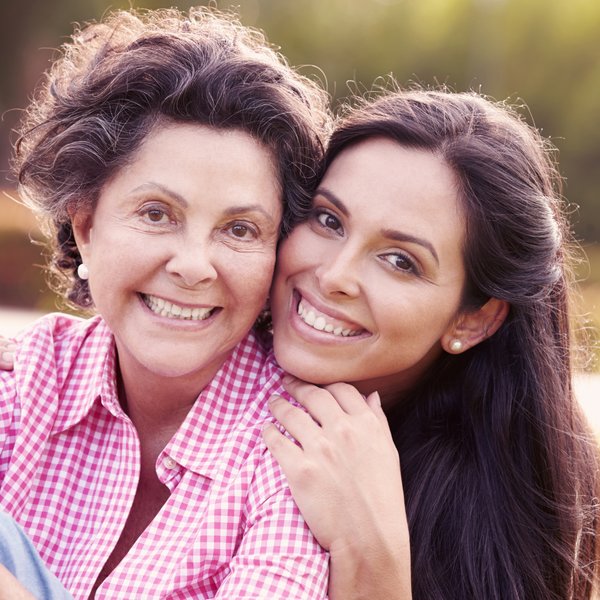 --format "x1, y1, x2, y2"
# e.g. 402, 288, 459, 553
13, 7, 331, 309
325, 88, 599, 599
